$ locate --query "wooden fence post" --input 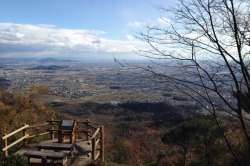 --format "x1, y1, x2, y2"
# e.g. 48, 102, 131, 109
87, 119, 91, 141
91, 137, 96, 160
3, 133, 8, 157
23, 124, 27, 146
50, 118, 54, 140
100, 125, 105, 162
